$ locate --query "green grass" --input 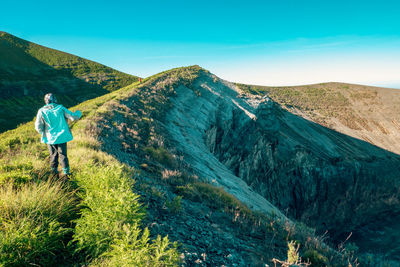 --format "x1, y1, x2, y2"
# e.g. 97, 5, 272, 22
303, 249, 329, 267
237, 83, 349, 113
92, 228, 178, 266
72, 163, 144, 257
176, 180, 253, 214
0, 179, 77, 266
